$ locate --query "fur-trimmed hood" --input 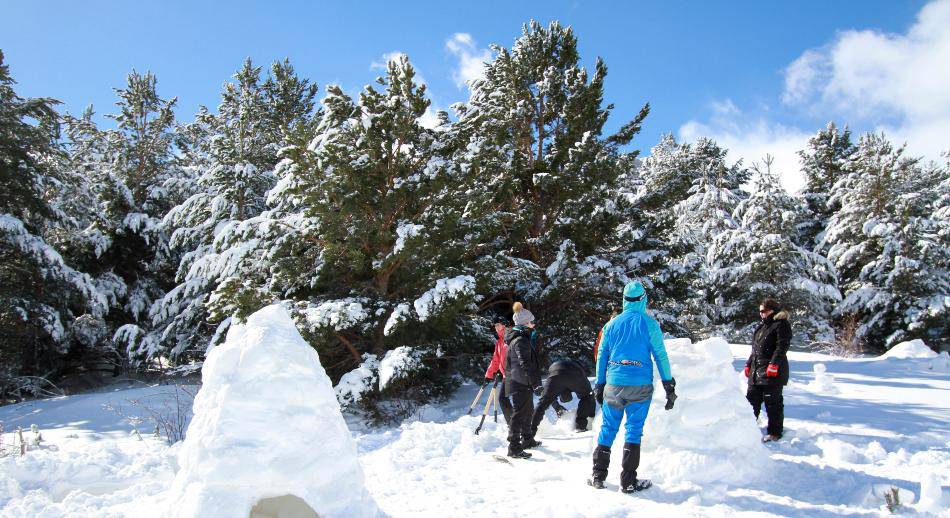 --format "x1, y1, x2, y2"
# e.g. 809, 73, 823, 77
774, 310, 789, 321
